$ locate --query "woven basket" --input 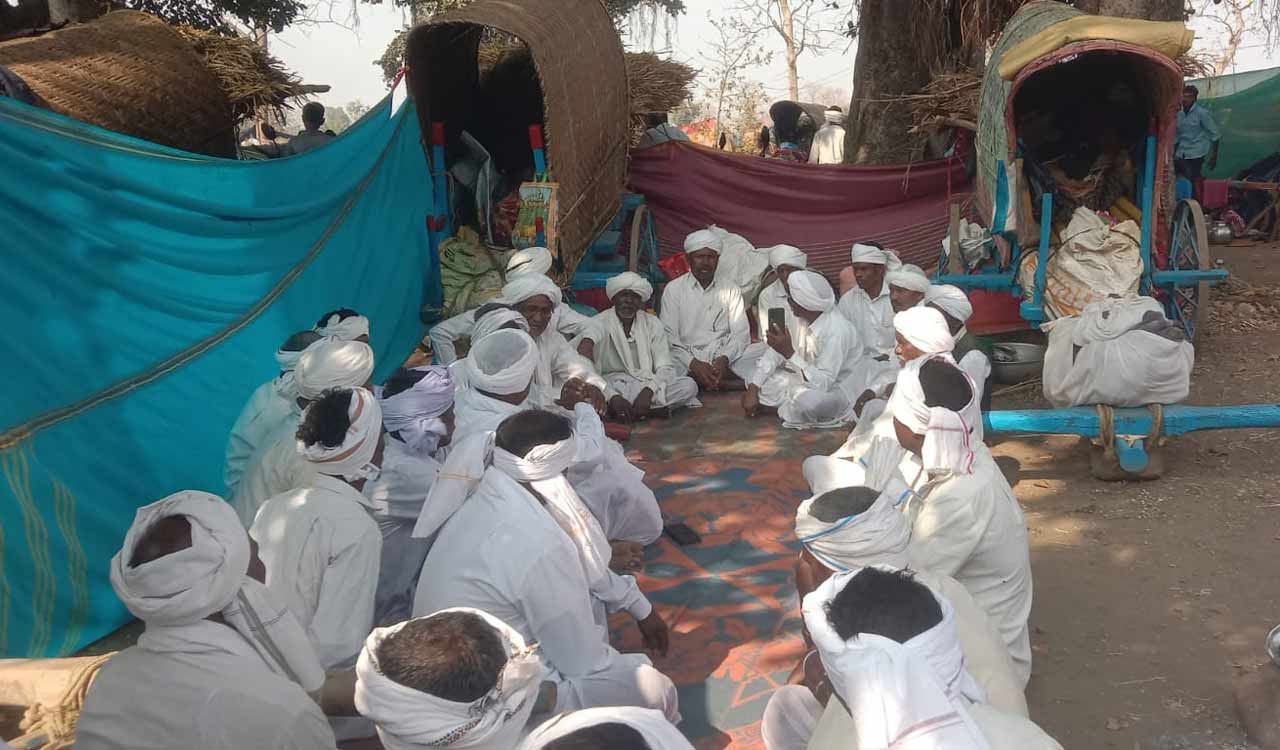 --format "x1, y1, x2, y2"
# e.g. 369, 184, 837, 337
0, 10, 236, 157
